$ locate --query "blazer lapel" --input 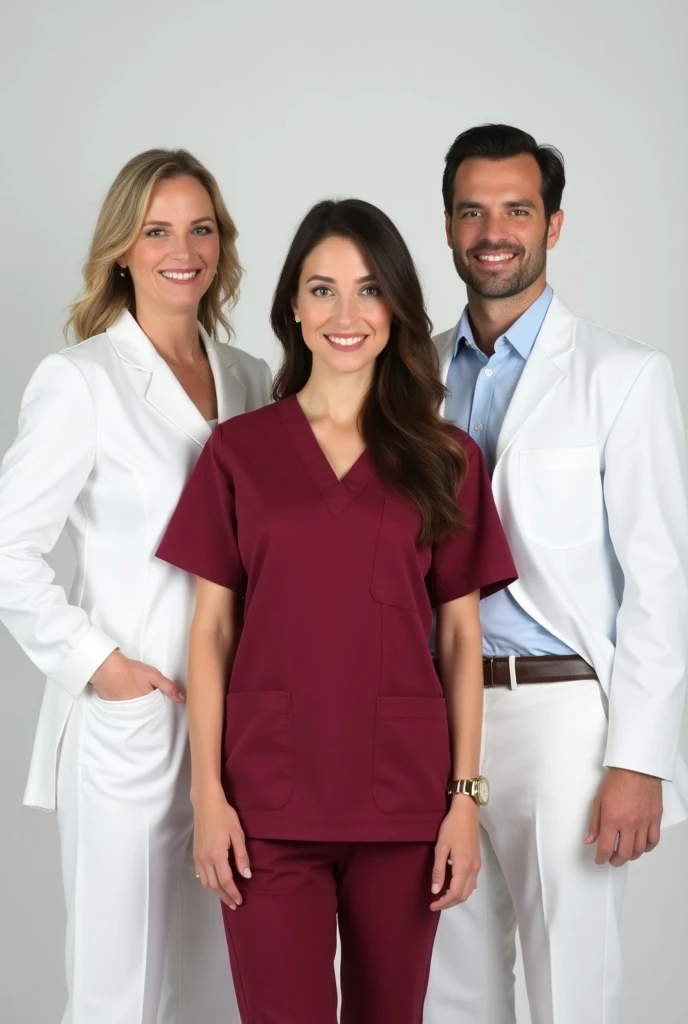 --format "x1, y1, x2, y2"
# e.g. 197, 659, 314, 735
202, 327, 247, 423
494, 296, 575, 465
107, 310, 210, 448
435, 324, 460, 418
